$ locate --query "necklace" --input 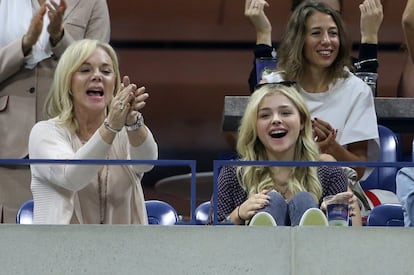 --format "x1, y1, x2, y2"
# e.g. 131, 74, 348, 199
98, 162, 109, 224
